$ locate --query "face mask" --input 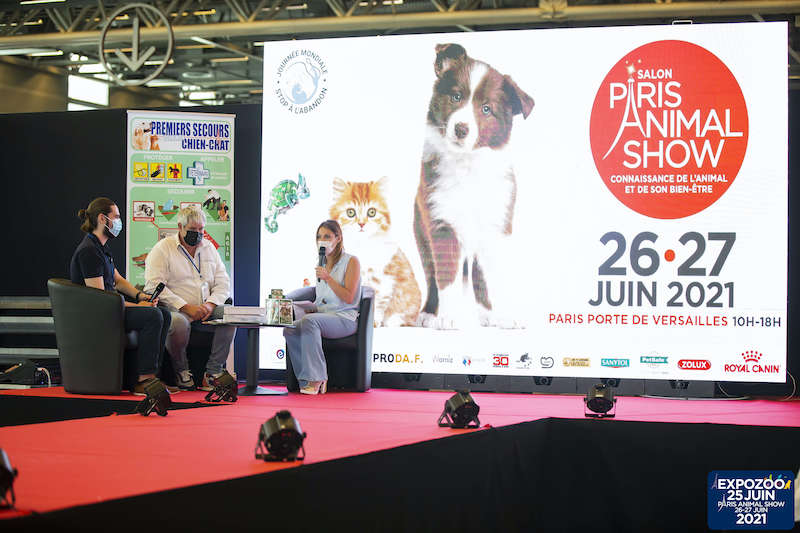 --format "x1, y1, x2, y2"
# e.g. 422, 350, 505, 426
317, 239, 334, 254
104, 216, 122, 238
184, 230, 202, 247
